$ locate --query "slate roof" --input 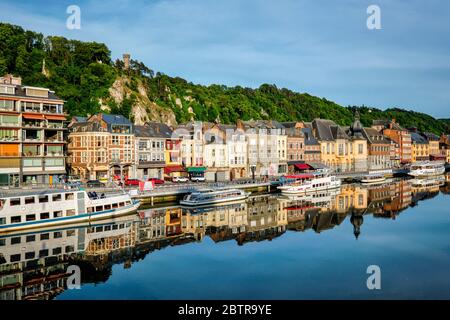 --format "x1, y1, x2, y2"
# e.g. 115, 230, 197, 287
301, 127, 319, 145
135, 122, 173, 138
422, 132, 440, 141
411, 132, 428, 144
100, 113, 133, 126
312, 119, 349, 141
361, 127, 391, 144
